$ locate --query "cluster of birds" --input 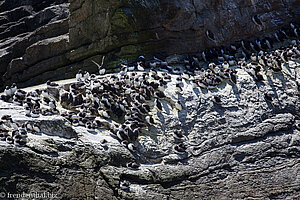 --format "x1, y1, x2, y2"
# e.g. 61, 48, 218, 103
0, 23, 299, 173
175, 23, 299, 87
240, 44, 300, 81
0, 115, 40, 146
1, 80, 60, 118
62, 60, 187, 153
105, 23, 299, 92
0, 23, 299, 194
0, 58, 186, 154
